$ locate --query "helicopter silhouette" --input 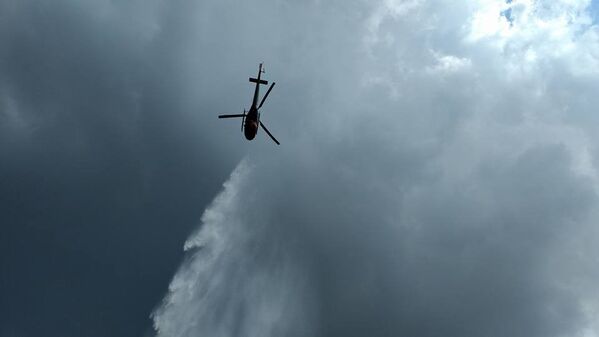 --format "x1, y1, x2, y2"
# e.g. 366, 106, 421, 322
218, 63, 279, 145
